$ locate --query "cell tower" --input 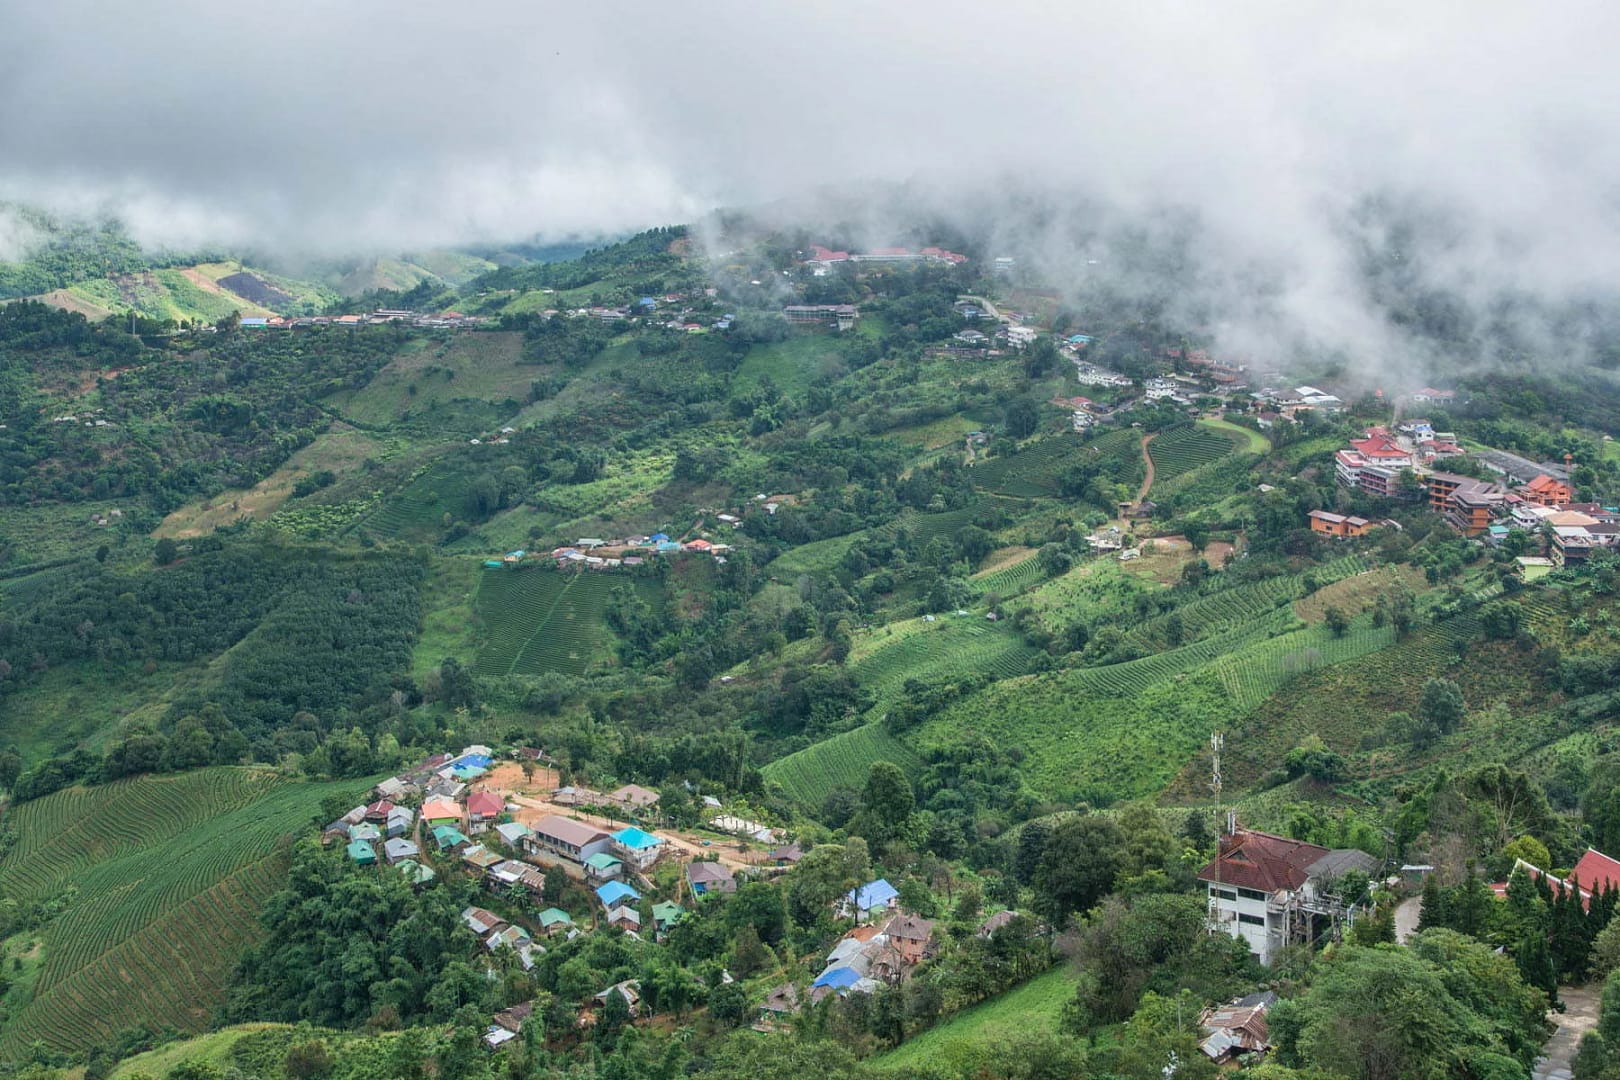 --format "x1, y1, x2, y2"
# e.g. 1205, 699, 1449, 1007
1209, 732, 1224, 933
